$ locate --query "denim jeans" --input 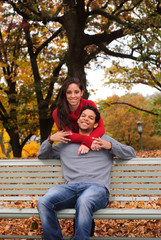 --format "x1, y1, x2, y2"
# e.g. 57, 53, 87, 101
37, 182, 109, 240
